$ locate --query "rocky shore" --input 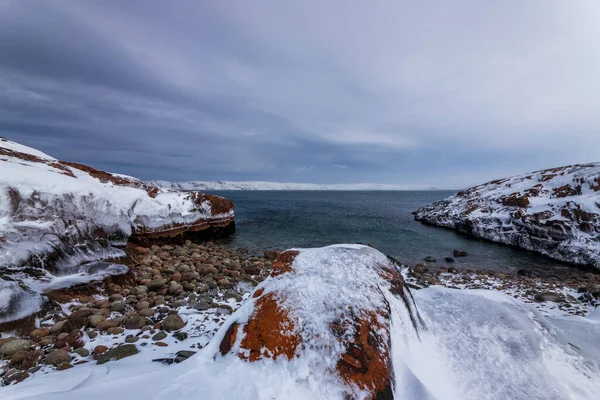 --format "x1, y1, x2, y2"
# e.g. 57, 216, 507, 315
0, 242, 278, 386
401, 255, 600, 318
3, 241, 599, 387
